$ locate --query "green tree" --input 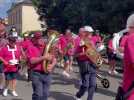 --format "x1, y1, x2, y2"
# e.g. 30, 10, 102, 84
31, 0, 134, 33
